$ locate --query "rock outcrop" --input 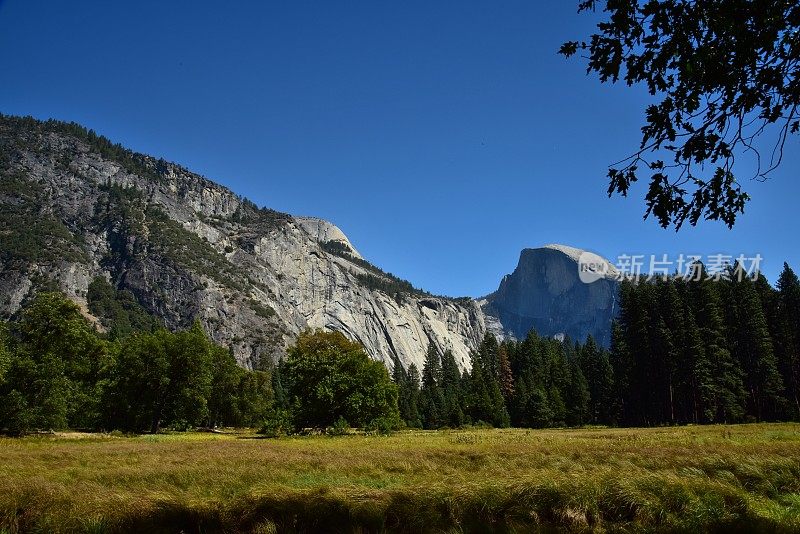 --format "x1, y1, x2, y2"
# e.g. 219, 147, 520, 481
0, 116, 485, 371
481, 244, 619, 346
294, 216, 363, 260
0, 115, 620, 372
